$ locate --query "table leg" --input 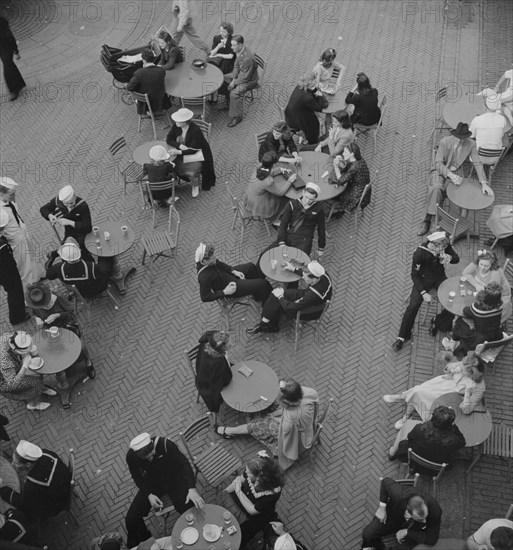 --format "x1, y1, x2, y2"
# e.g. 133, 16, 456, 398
109, 257, 137, 295
49, 365, 94, 409
465, 443, 483, 474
